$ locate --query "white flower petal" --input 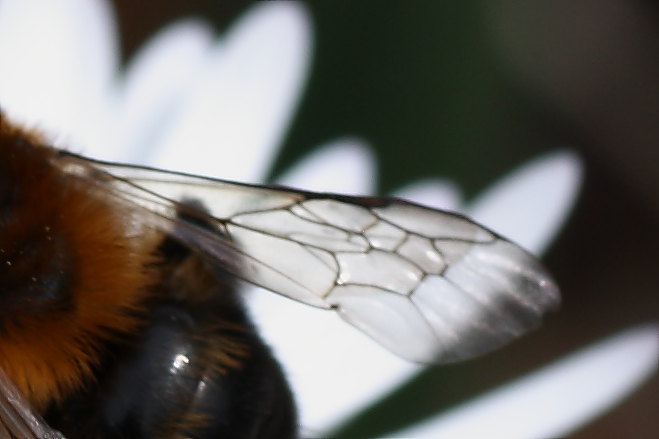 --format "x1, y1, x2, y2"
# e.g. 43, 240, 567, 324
150, 1, 311, 181
277, 138, 375, 194
390, 323, 659, 439
247, 285, 418, 431
467, 150, 582, 255
0, 0, 116, 151
393, 179, 462, 211
110, 20, 214, 163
